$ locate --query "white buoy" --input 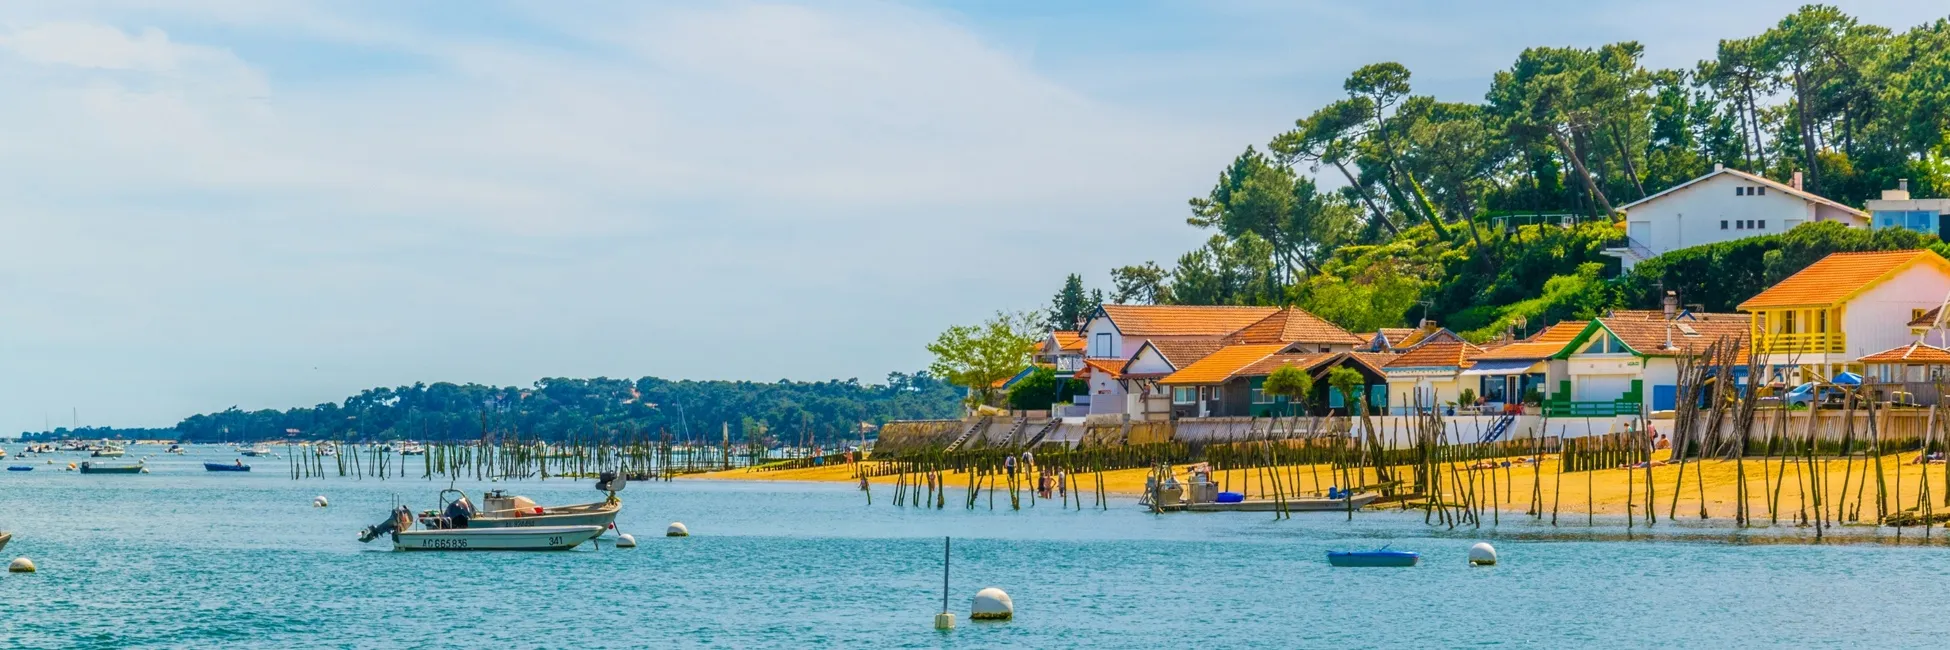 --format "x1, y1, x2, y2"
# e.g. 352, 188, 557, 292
1468, 542, 1498, 566
934, 612, 956, 630
616, 533, 637, 547
970, 587, 1013, 621
666, 522, 689, 537
9, 557, 34, 573
313, 496, 329, 508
